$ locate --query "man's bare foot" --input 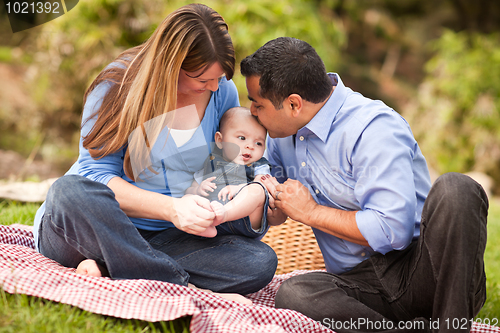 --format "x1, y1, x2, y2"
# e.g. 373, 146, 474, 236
210, 201, 226, 226
75, 259, 109, 277
188, 283, 252, 305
